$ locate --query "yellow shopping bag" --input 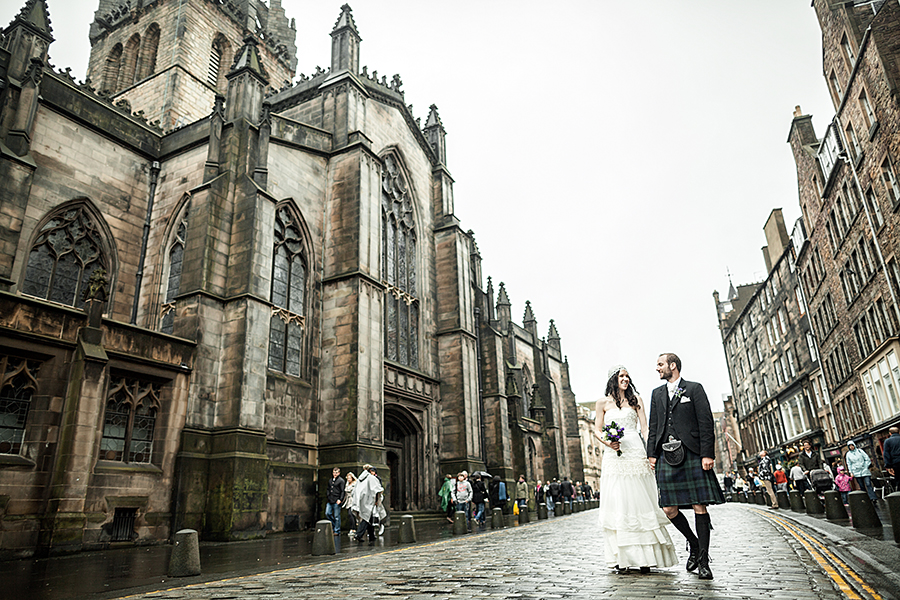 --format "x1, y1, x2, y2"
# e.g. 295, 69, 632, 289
512, 501, 519, 515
